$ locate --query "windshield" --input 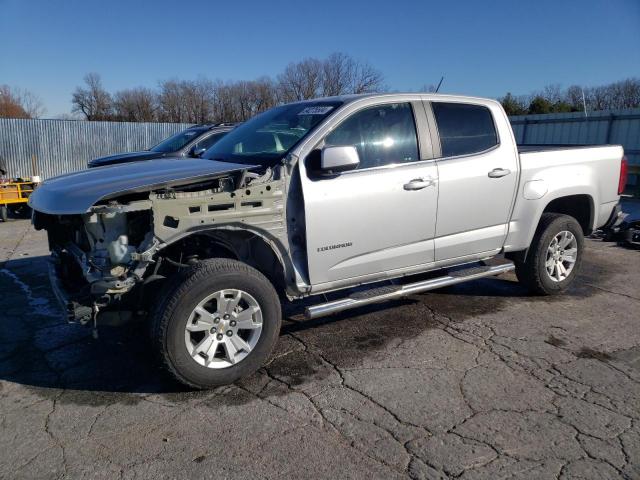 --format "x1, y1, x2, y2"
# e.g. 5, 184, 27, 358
150, 128, 205, 153
202, 101, 342, 166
